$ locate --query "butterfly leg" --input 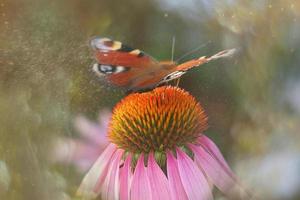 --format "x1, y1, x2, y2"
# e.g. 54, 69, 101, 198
175, 78, 181, 87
